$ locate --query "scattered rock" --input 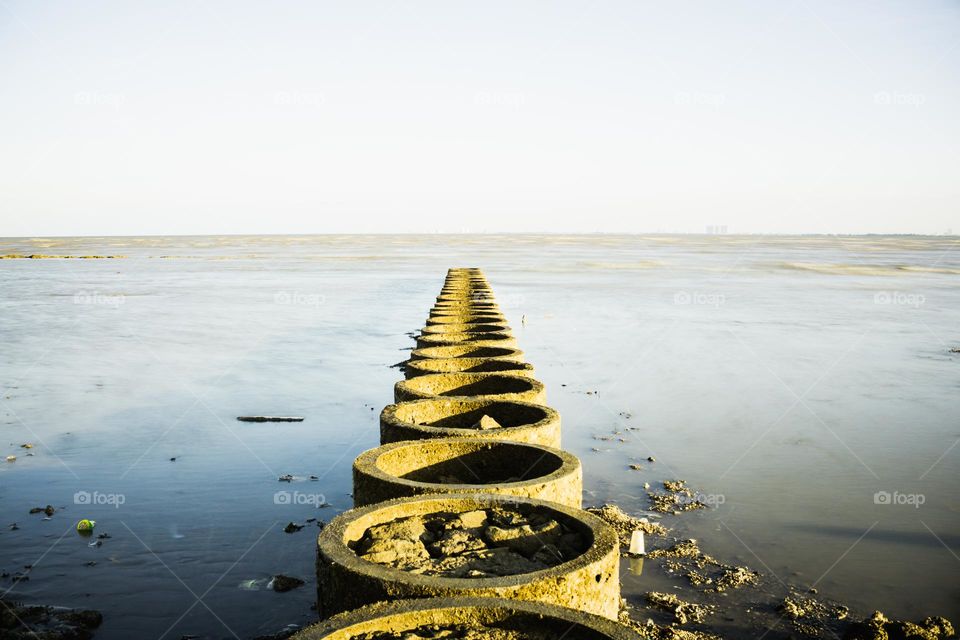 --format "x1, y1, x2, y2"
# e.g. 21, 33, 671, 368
645, 591, 713, 624
271, 575, 305, 592
29, 506, 55, 517
473, 415, 502, 430
648, 480, 708, 514
354, 506, 586, 578
283, 522, 303, 534
586, 504, 668, 547
0, 599, 102, 639
843, 611, 954, 640
629, 464, 643, 471
278, 474, 294, 482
